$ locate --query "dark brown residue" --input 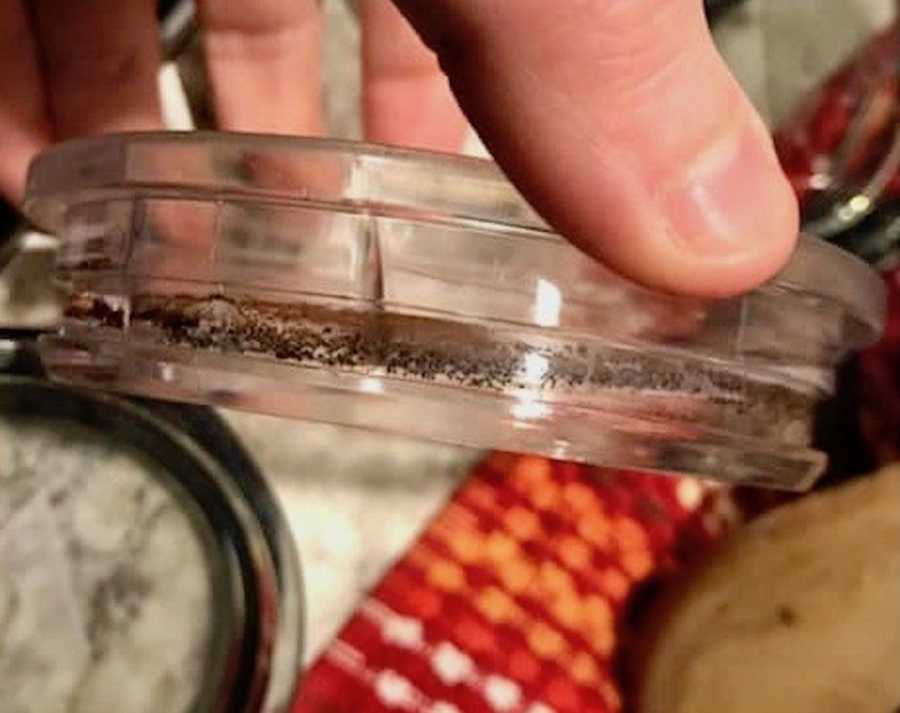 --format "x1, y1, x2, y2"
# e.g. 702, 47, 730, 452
68, 291, 820, 446
777, 605, 798, 627
64, 294, 125, 329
